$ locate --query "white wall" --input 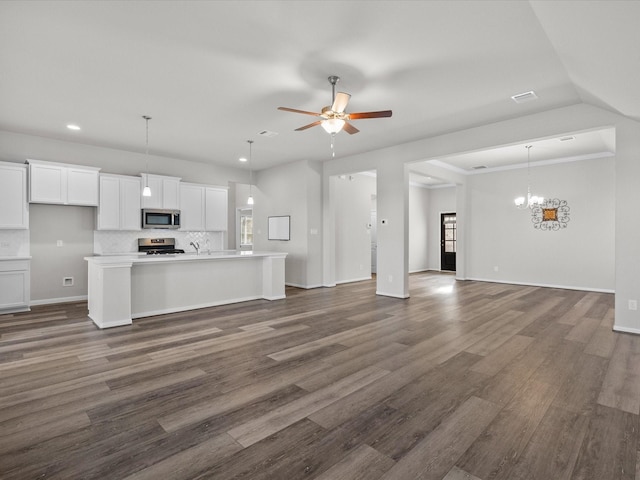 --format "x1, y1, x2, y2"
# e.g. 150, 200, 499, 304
253, 159, 322, 288
30, 204, 94, 303
466, 156, 614, 291
408, 185, 430, 273
305, 161, 323, 288
334, 174, 375, 283
427, 187, 457, 270
0, 130, 247, 186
